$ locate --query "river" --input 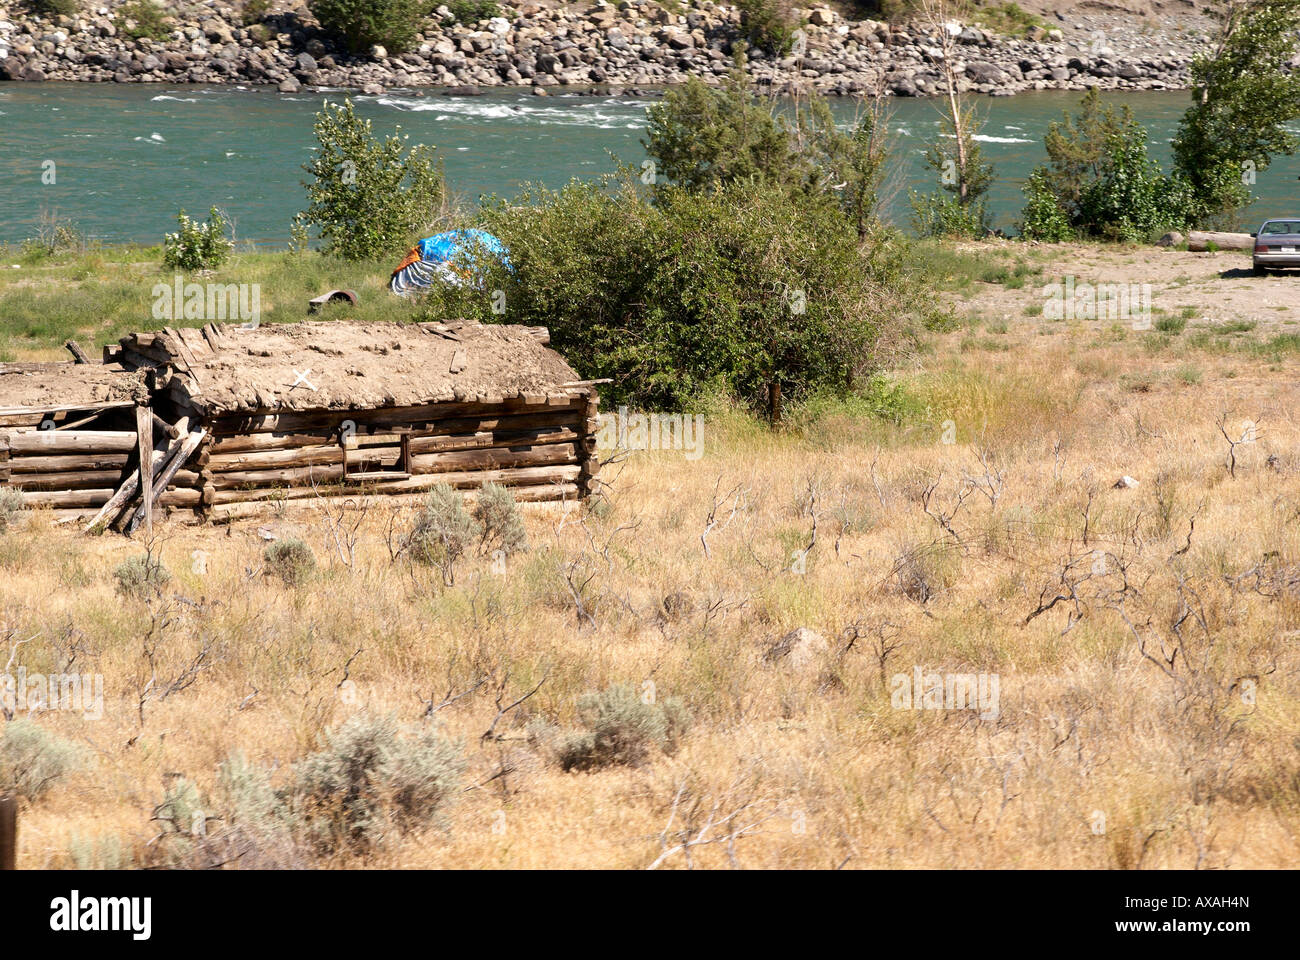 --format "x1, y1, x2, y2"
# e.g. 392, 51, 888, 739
2, 83, 1297, 246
